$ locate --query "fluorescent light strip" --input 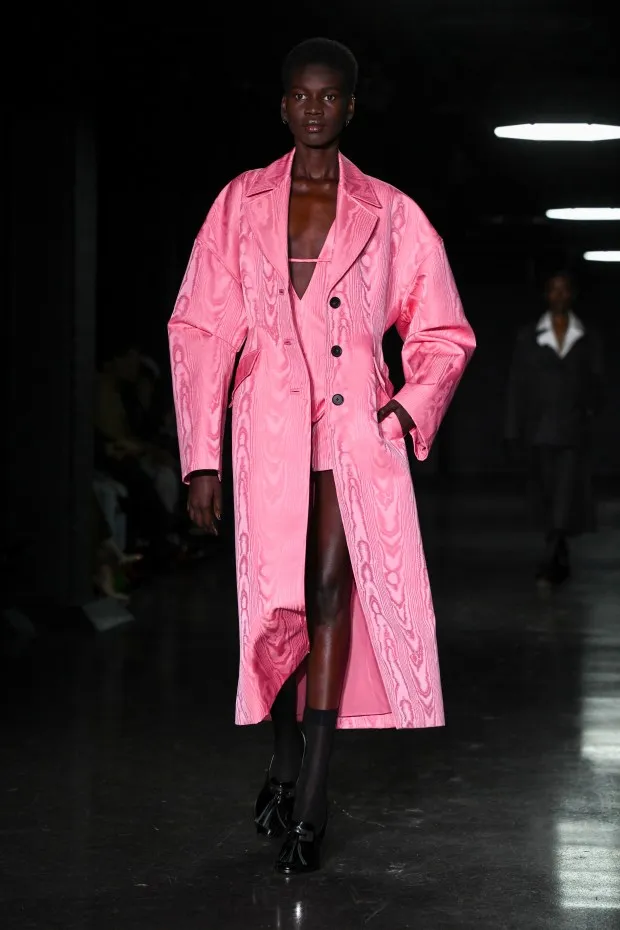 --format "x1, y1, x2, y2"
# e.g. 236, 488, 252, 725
547, 208, 620, 221
584, 251, 620, 262
494, 123, 620, 141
